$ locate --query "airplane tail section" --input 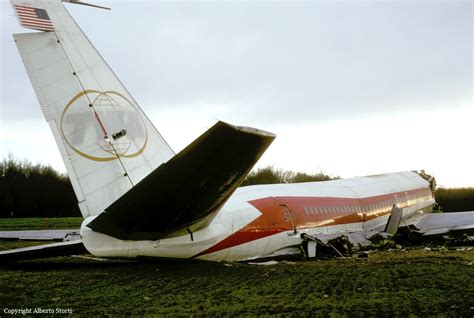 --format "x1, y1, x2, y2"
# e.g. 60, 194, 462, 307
10, 0, 175, 218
